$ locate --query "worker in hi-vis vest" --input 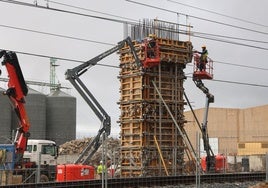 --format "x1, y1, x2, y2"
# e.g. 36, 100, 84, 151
196, 45, 208, 71
97, 160, 106, 179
